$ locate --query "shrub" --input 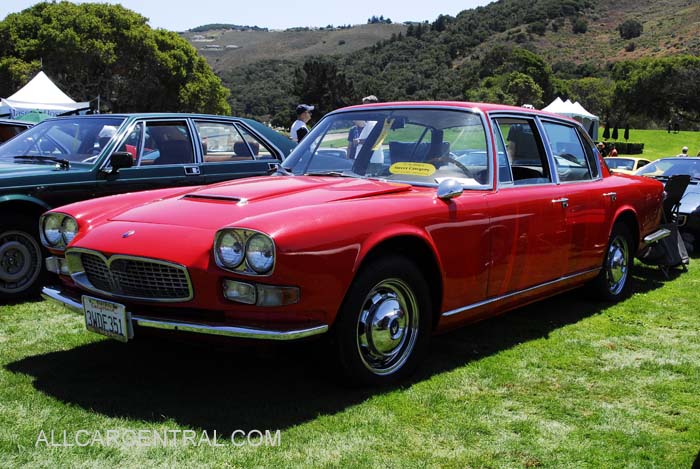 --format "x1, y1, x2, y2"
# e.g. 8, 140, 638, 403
618, 19, 643, 40
572, 18, 588, 34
